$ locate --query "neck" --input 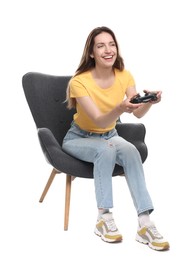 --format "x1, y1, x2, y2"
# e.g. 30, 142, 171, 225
92, 67, 114, 79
